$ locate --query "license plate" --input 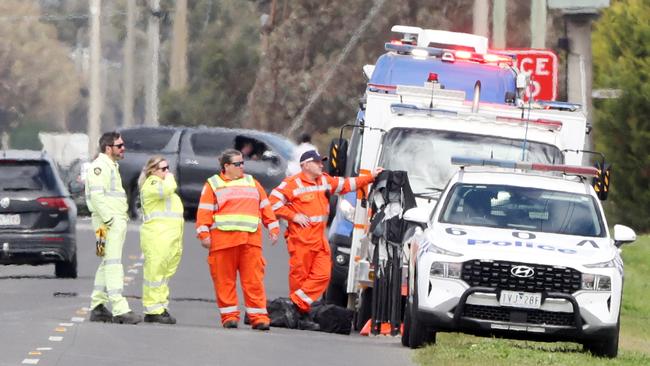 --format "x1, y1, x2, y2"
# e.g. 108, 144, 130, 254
499, 290, 542, 309
0, 214, 20, 226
